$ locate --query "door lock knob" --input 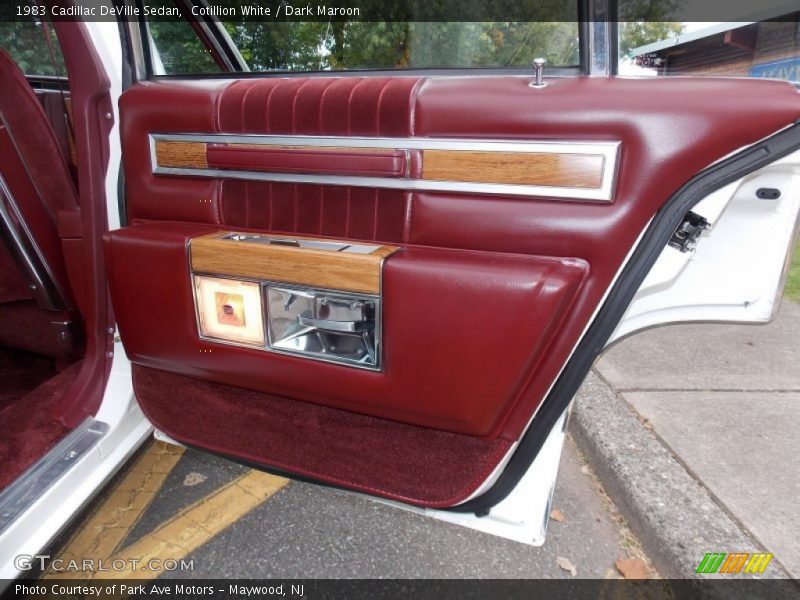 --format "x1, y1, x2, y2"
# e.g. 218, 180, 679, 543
530, 57, 547, 88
